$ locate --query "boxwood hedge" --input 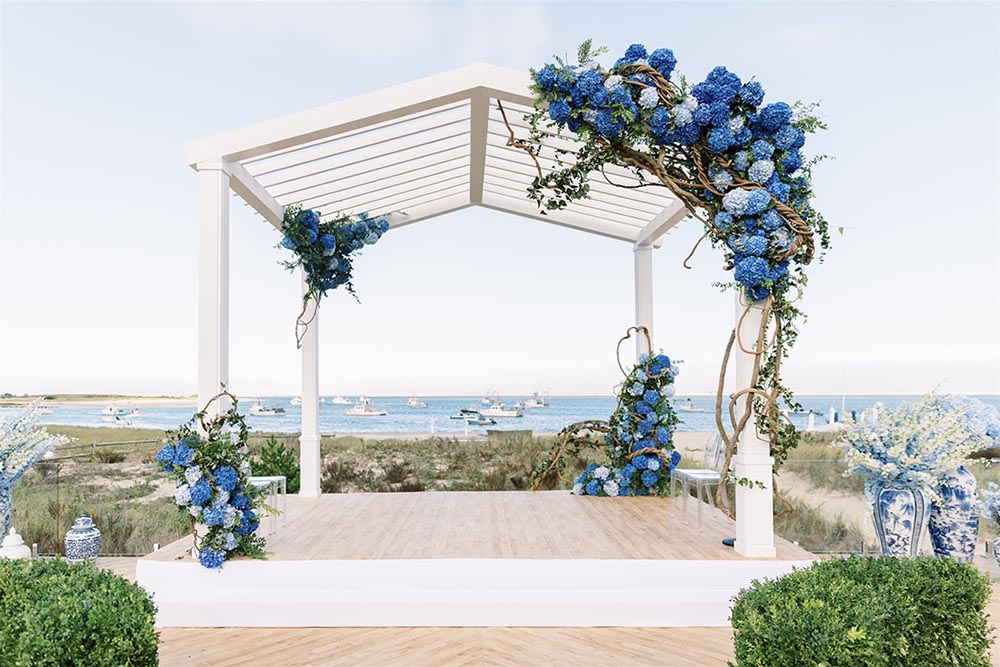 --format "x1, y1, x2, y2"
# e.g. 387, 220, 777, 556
730, 555, 993, 667
0, 558, 158, 666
